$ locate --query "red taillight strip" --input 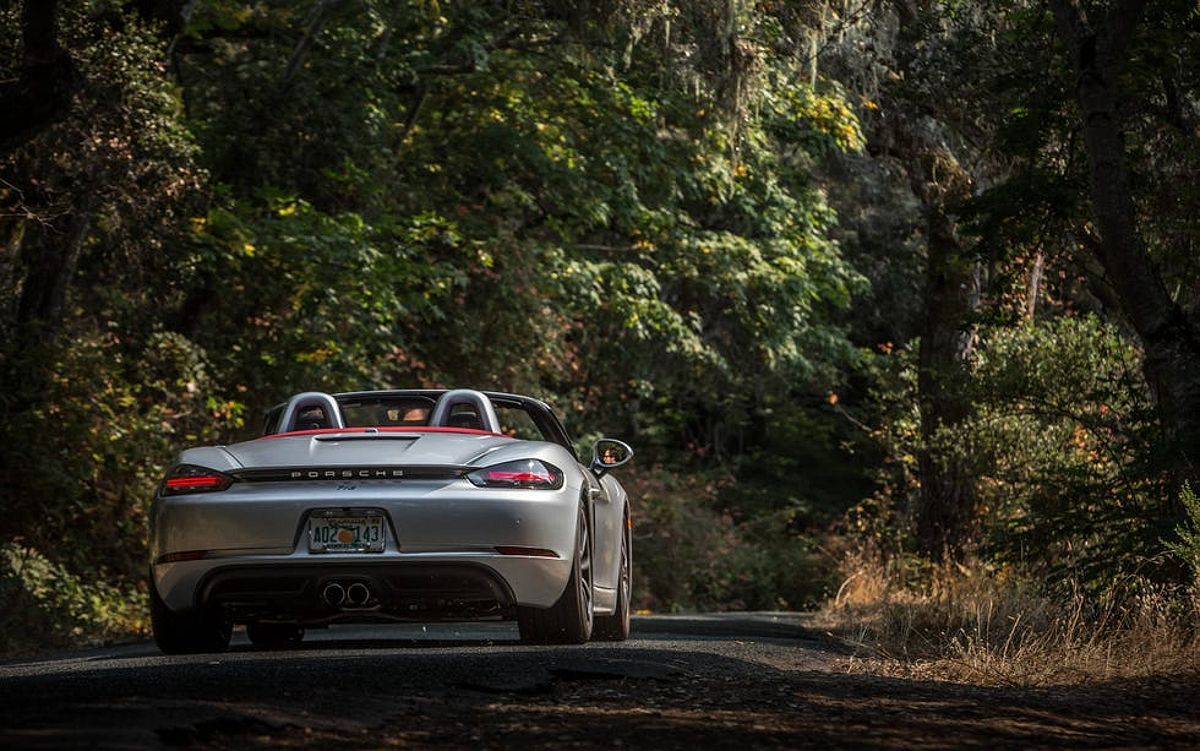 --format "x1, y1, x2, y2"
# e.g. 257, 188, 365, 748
486, 470, 555, 484
261, 426, 506, 440
494, 546, 559, 558
165, 476, 224, 489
